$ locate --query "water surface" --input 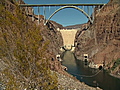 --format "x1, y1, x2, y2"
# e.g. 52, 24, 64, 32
61, 51, 120, 90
